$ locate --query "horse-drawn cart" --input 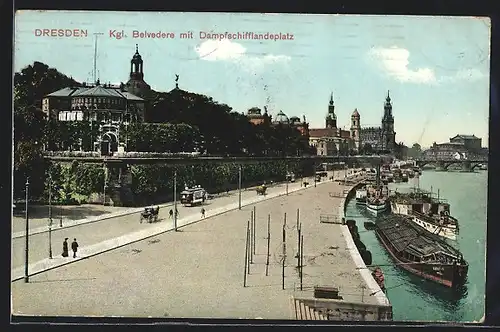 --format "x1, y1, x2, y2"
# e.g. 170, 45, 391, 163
256, 185, 267, 196
140, 206, 160, 223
